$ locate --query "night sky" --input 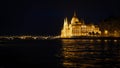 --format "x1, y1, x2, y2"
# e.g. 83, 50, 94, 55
0, 0, 120, 36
